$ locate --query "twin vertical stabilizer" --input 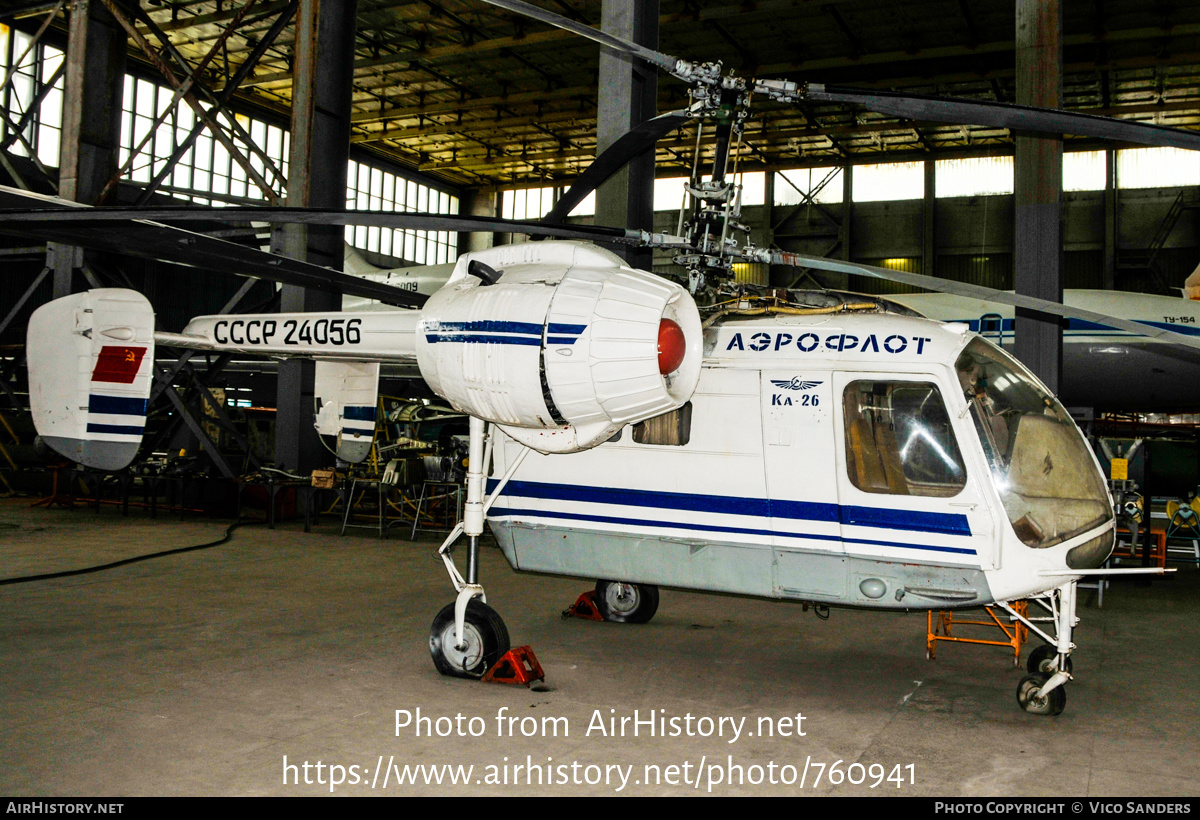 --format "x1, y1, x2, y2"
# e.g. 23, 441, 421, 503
27, 289, 156, 471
